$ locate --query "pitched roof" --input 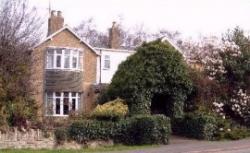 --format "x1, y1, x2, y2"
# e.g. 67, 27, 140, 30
33, 25, 99, 55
